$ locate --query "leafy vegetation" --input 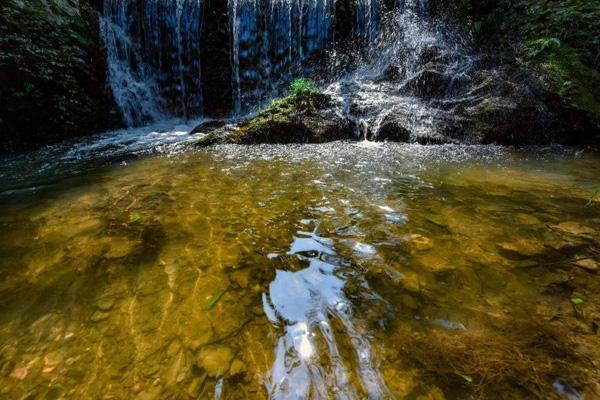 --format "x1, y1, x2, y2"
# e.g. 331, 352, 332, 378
441, 0, 600, 135
526, 37, 561, 58
290, 78, 319, 96
0, 0, 118, 152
